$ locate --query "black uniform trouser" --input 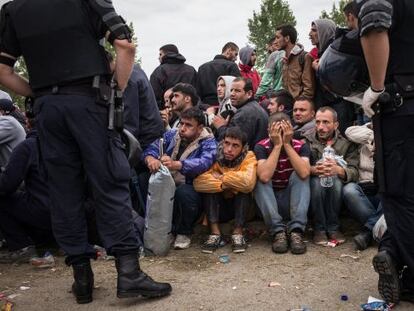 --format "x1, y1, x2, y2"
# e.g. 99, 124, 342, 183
34, 95, 139, 265
378, 111, 414, 291
0, 192, 52, 251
